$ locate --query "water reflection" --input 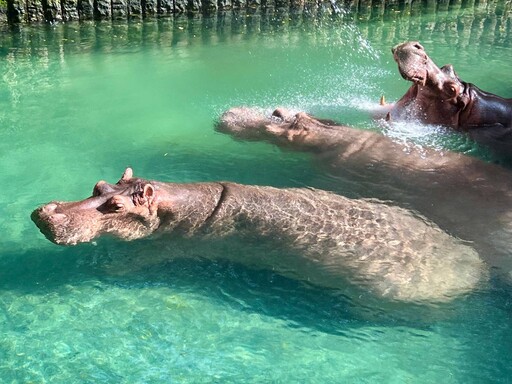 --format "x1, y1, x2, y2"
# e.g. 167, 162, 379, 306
0, 5, 511, 382
1, 5, 510, 119
1, 1, 510, 58
1, 237, 511, 382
